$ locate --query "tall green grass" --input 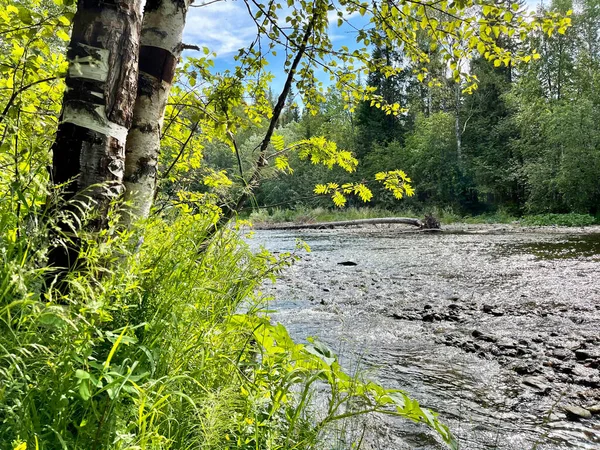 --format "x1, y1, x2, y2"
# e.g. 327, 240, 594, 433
0, 190, 456, 449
